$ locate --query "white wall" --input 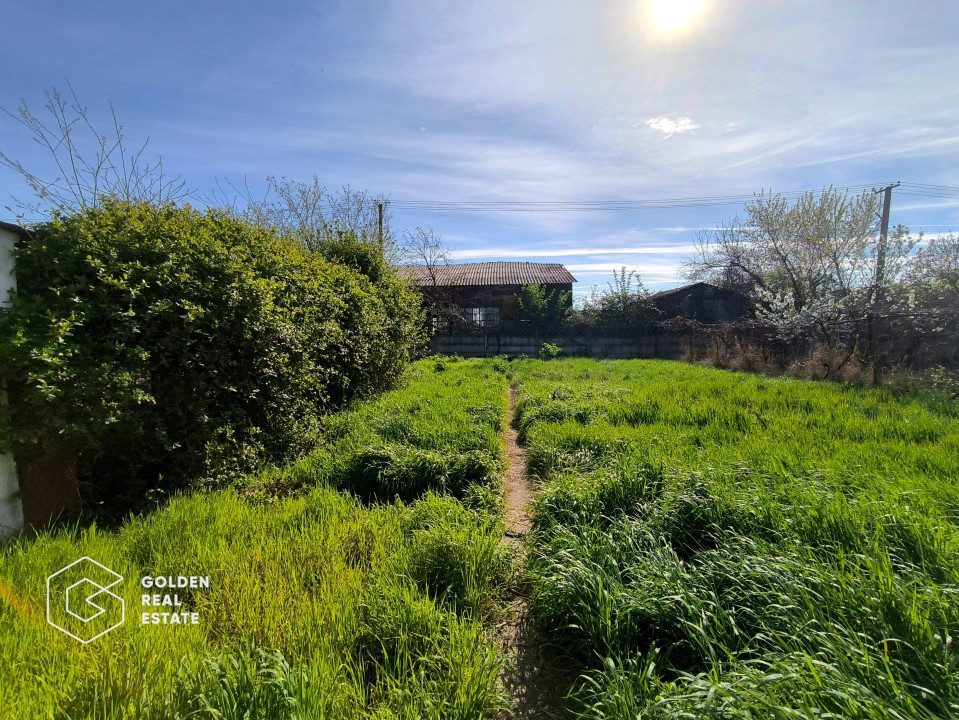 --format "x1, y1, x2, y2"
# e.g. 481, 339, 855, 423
0, 227, 23, 535
0, 227, 15, 299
